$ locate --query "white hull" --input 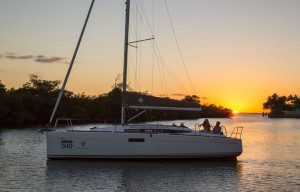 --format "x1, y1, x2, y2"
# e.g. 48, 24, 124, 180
46, 127, 242, 159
